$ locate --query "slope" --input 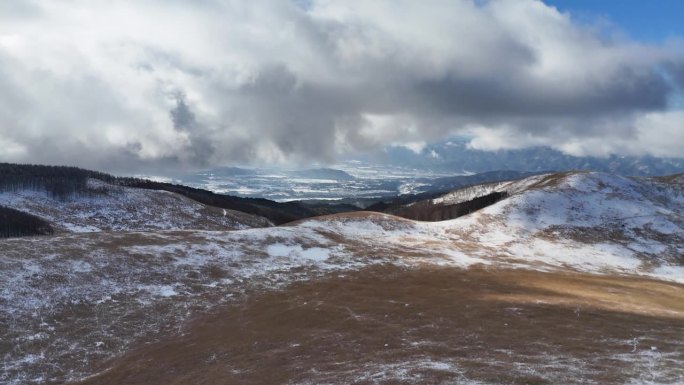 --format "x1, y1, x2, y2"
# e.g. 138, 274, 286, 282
0, 178, 271, 232
0, 162, 358, 227
1, 171, 683, 384
440, 171, 684, 271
